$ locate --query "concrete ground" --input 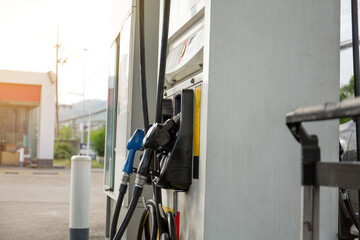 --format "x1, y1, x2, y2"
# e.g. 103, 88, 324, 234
0, 166, 106, 240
